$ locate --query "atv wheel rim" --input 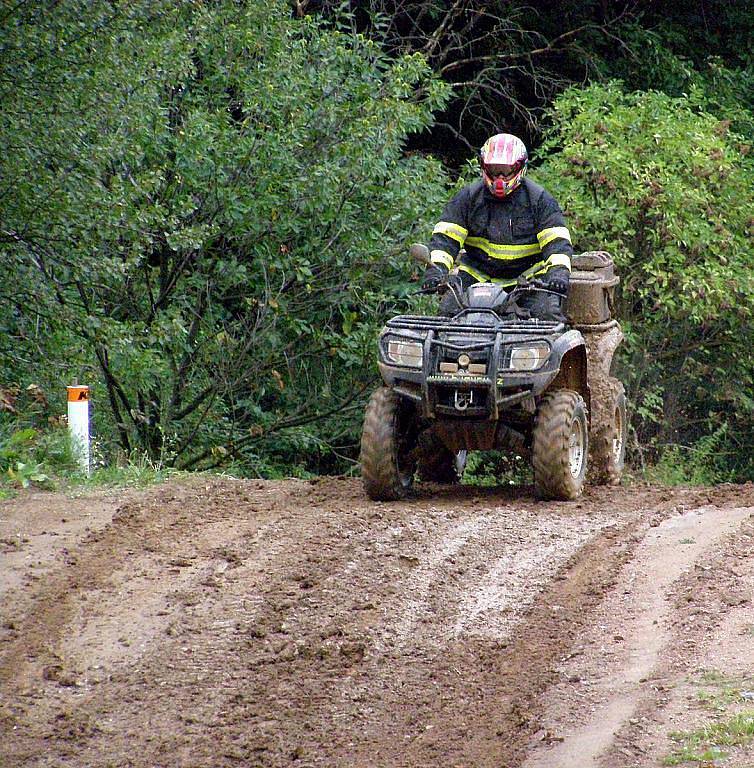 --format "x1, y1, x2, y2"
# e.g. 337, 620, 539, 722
568, 417, 586, 478
612, 403, 624, 464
